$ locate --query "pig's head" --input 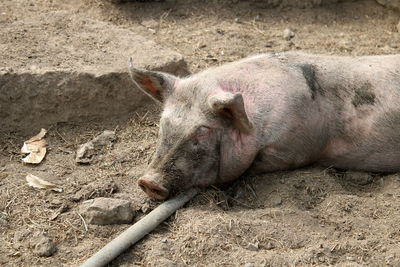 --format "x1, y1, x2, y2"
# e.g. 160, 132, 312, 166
129, 60, 253, 200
